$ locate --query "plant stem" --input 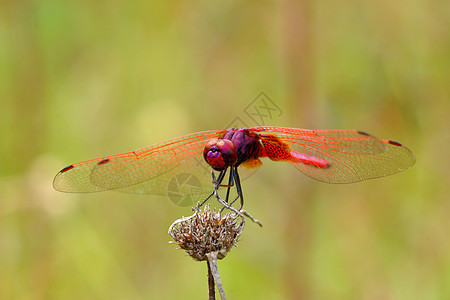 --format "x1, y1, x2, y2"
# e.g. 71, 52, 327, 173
207, 260, 215, 300
206, 251, 226, 300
